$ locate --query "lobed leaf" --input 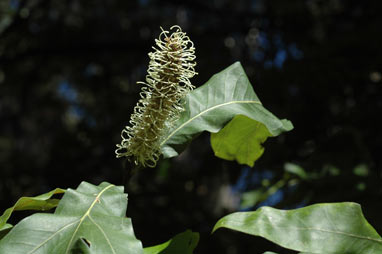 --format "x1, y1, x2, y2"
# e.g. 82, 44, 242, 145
0, 182, 142, 254
160, 61, 293, 159
213, 202, 382, 254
